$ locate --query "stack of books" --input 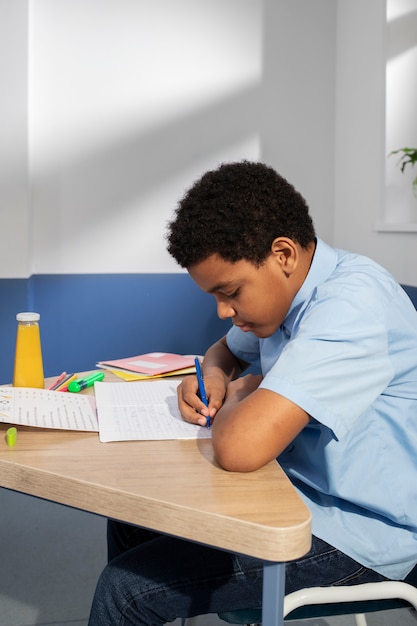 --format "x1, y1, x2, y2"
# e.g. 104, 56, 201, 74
96, 352, 196, 381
